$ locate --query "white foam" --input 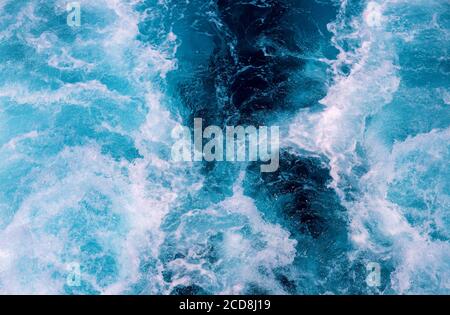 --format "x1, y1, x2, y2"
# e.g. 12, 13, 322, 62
288, 0, 450, 293
0, 0, 186, 294
166, 172, 297, 294
364, 2, 384, 28
288, 0, 399, 192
